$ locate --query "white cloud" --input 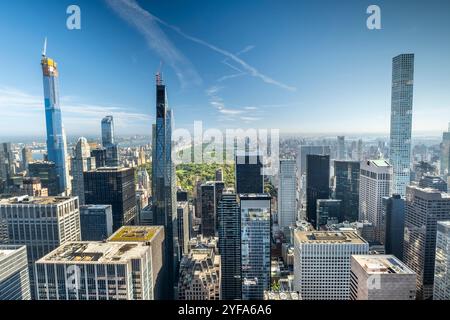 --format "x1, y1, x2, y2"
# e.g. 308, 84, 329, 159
0, 86, 151, 136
